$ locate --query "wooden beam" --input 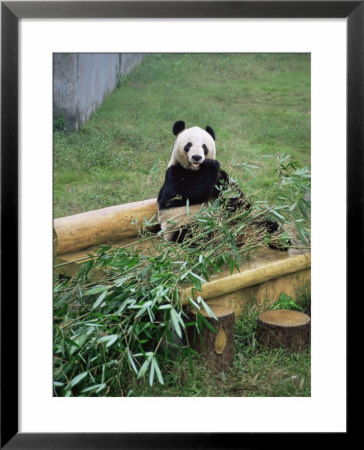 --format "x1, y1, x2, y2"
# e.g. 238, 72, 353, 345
181, 253, 311, 304
54, 198, 158, 255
